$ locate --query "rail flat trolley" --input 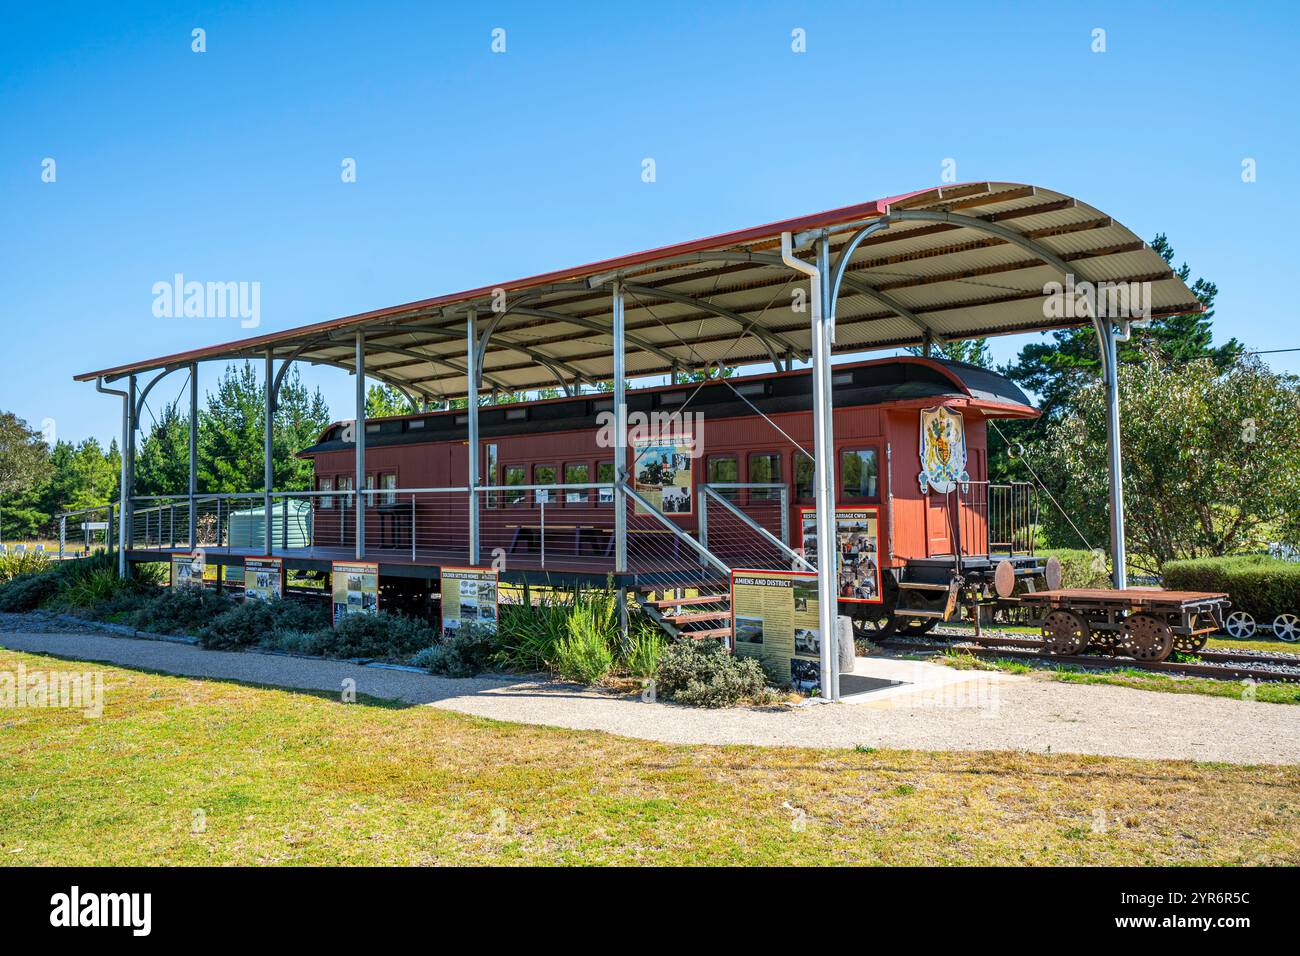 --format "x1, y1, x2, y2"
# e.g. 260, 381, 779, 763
1020, 588, 1230, 662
